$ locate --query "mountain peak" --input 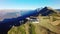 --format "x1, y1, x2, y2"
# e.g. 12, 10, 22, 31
38, 6, 57, 16
43, 6, 52, 10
